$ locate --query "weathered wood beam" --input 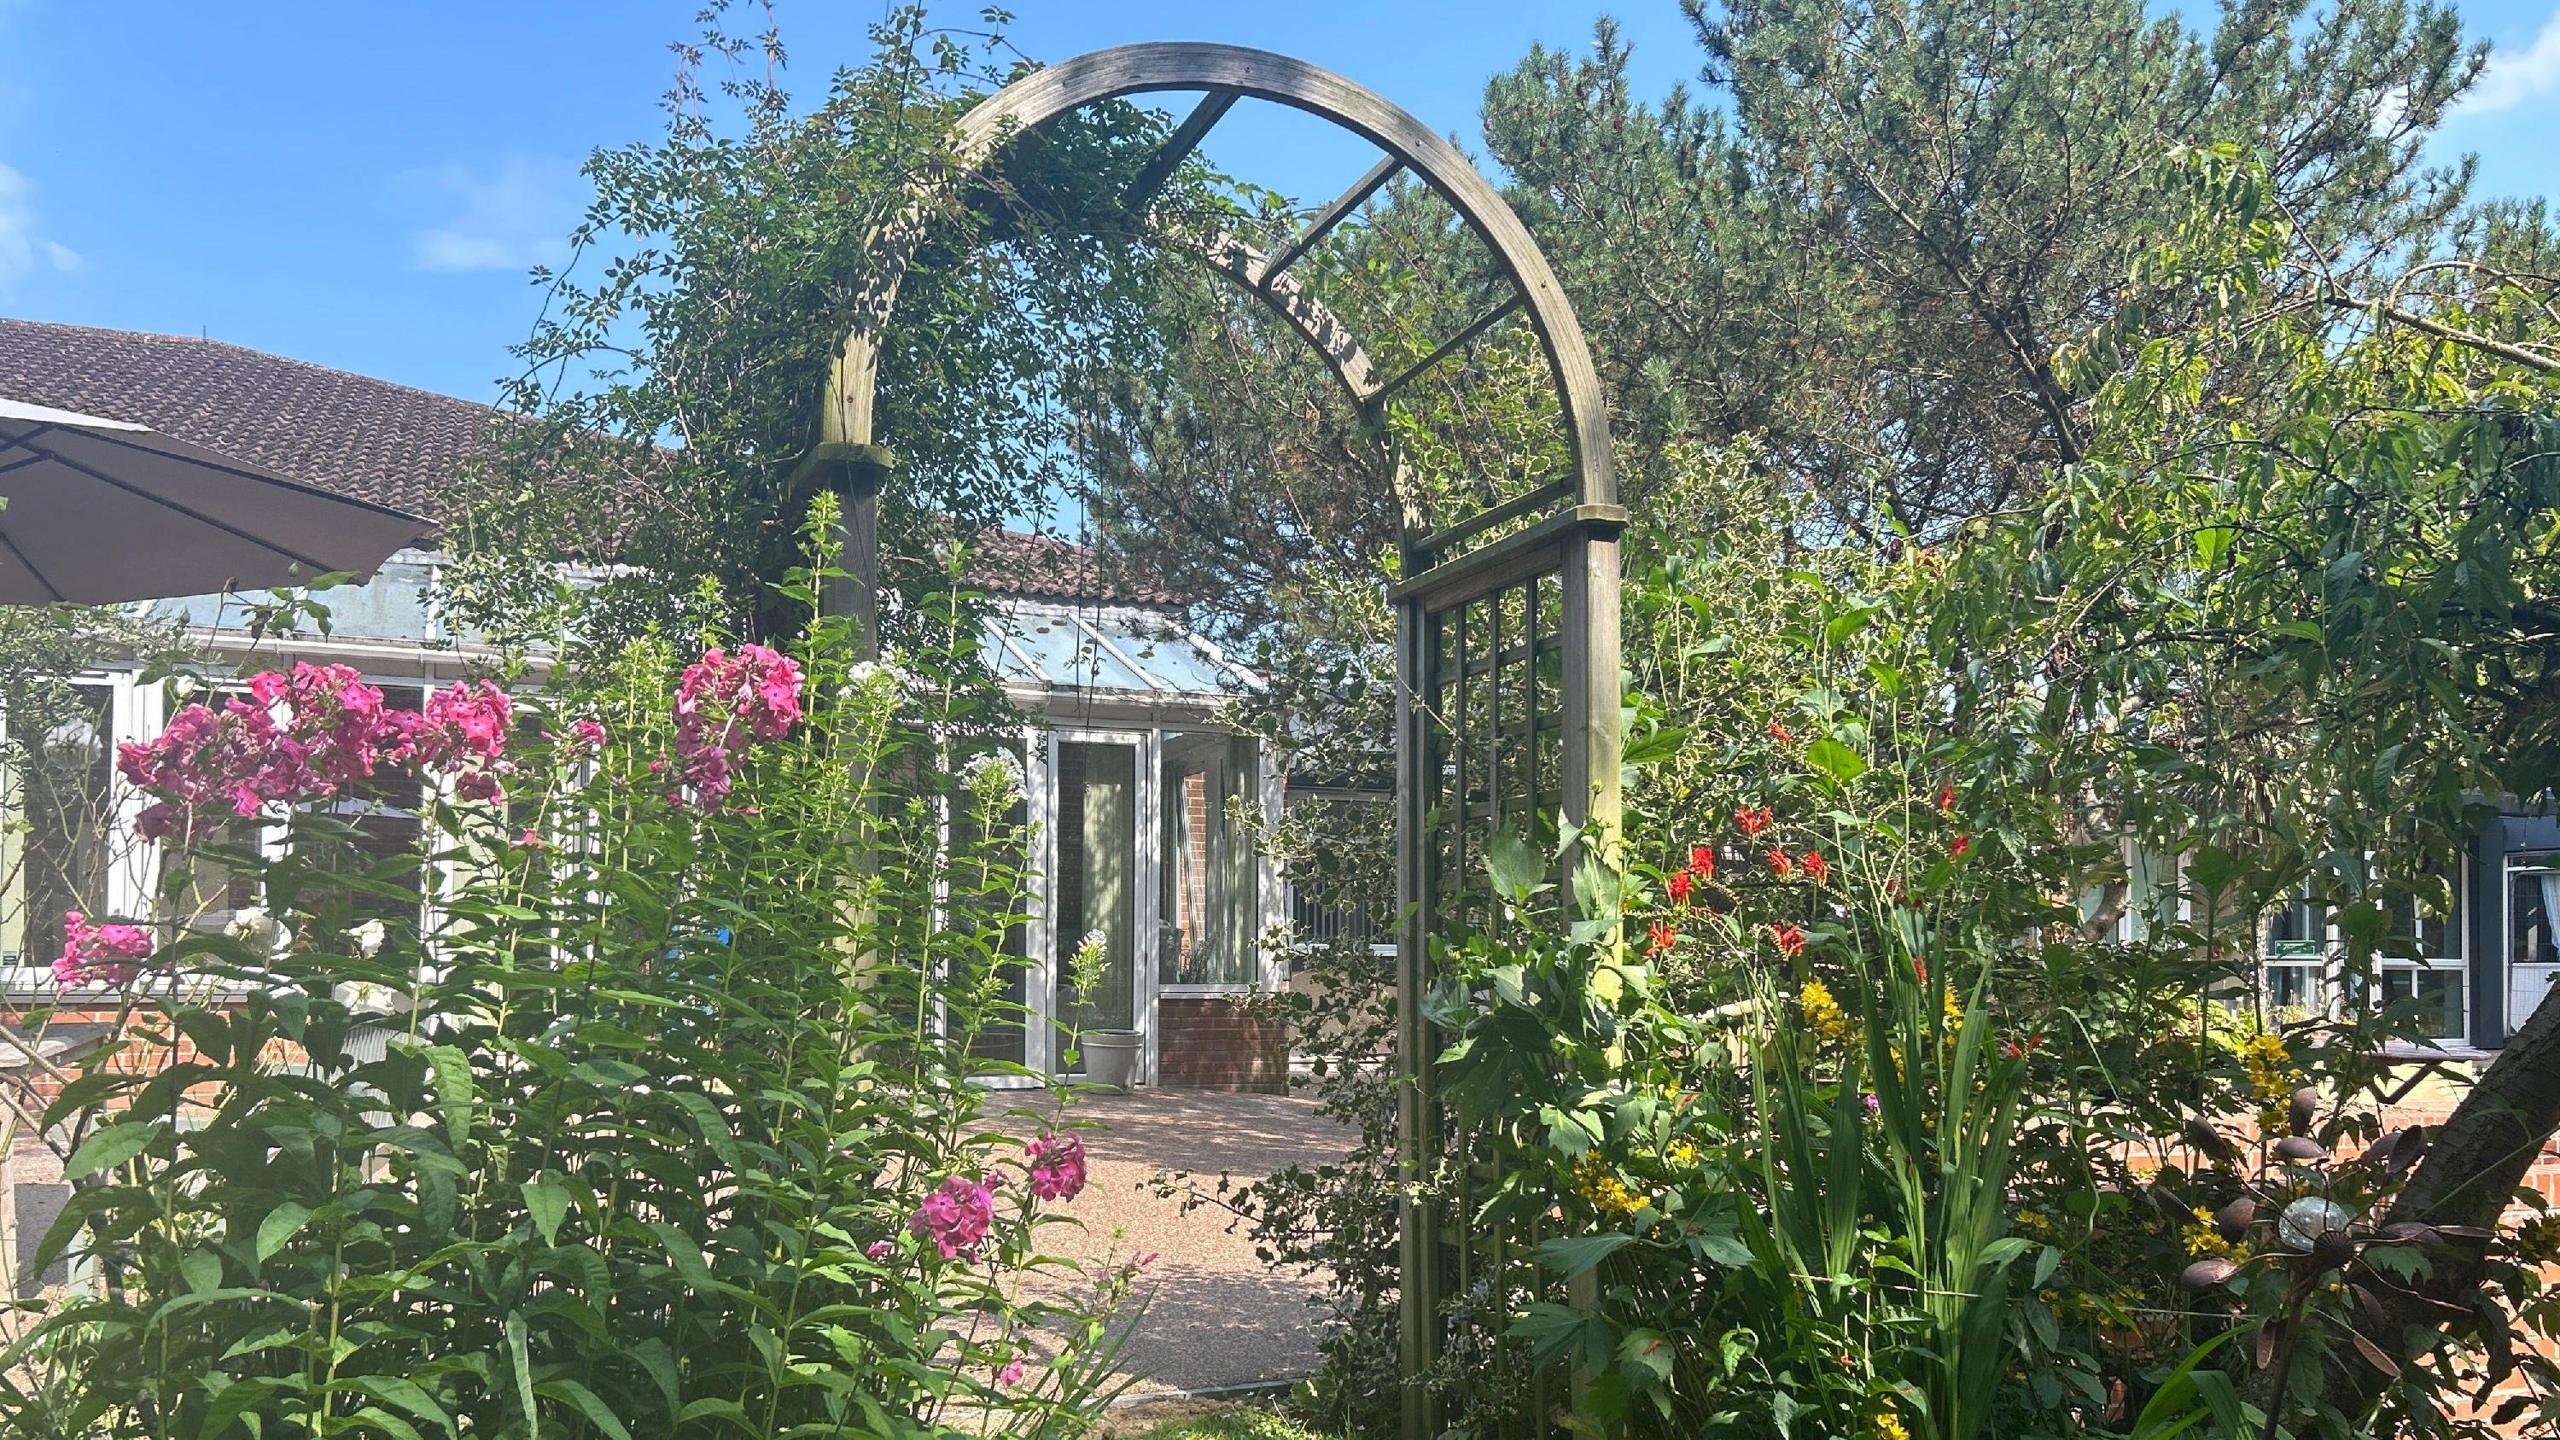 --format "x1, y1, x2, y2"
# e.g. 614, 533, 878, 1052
1410, 473, 1570, 562
1119, 88, 1238, 217
1370, 293, 1525, 408
1259, 154, 1402, 287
